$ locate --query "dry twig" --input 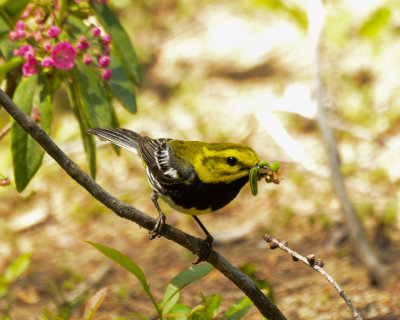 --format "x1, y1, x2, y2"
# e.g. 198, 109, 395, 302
308, 0, 388, 285
0, 122, 11, 140
264, 234, 363, 320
